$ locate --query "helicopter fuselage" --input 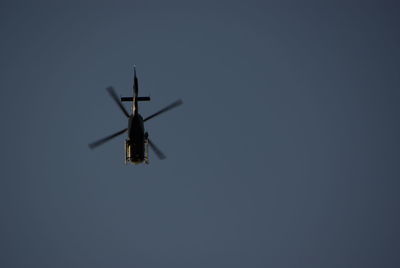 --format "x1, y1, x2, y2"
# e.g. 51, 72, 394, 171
126, 112, 148, 164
